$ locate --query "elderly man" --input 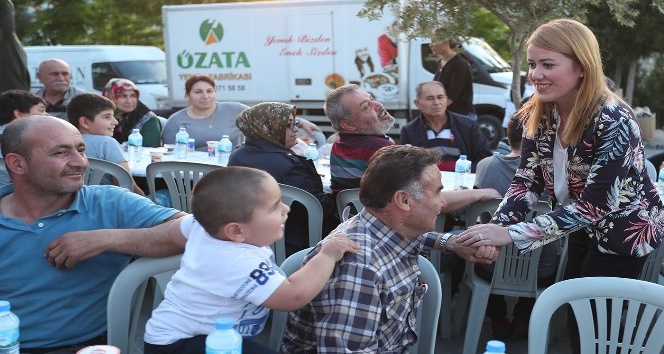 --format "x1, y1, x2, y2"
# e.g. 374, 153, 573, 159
283, 145, 500, 353
325, 84, 396, 194
0, 115, 185, 352
34, 59, 86, 119
401, 81, 491, 172
326, 83, 499, 211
